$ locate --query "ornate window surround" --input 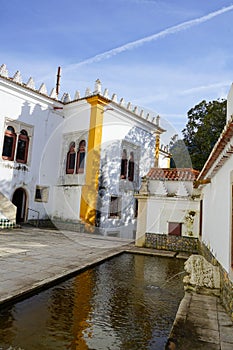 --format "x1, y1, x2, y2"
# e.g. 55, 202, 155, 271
1, 118, 33, 165
120, 140, 140, 185
35, 185, 49, 202
62, 131, 88, 179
